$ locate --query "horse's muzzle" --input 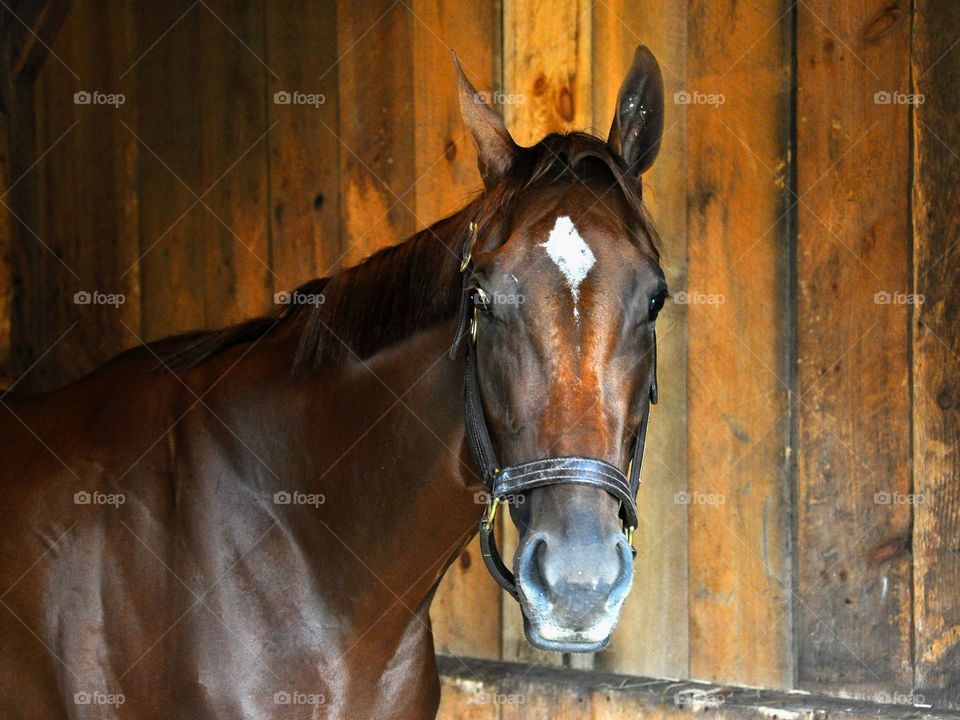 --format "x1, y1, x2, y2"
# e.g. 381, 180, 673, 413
514, 524, 634, 652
